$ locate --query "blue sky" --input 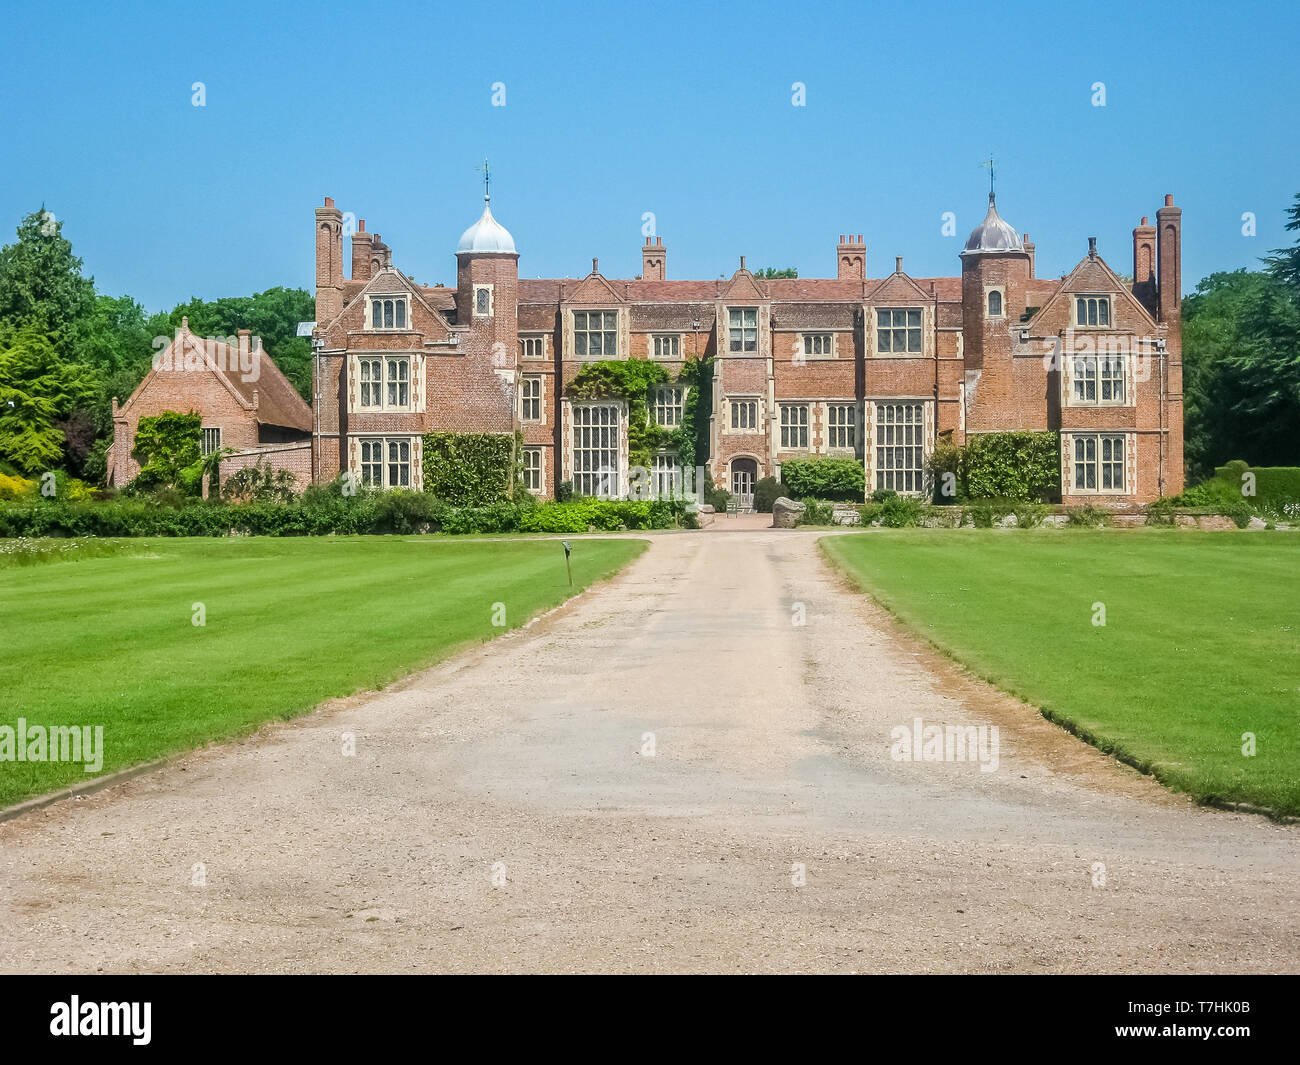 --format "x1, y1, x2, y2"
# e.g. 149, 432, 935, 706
3, 0, 1297, 311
